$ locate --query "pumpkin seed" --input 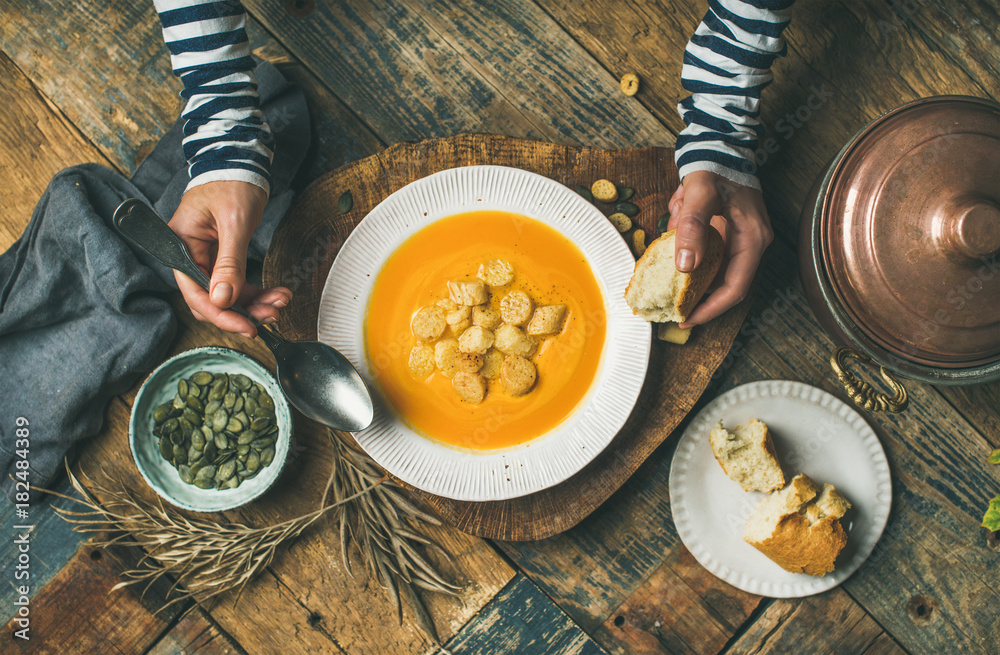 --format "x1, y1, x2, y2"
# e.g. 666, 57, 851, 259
614, 201, 640, 217
182, 408, 201, 427
187, 381, 201, 397
238, 430, 256, 446
188, 445, 202, 463
204, 400, 221, 417
237, 444, 251, 456
619, 186, 635, 202
178, 417, 194, 437
261, 446, 275, 467
246, 450, 260, 473
173, 445, 188, 465
574, 185, 593, 202
186, 395, 203, 412
253, 436, 275, 449
658, 212, 670, 233
232, 395, 244, 414
212, 410, 229, 432
218, 460, 236, 482
245, 396, 258, 415
250, 417, 271, 431
178, 465, 194, 485
227, 417, 244, 433
177, 379, 188, 397
152, 403, 170, 422
172, 394, 186, 410
338, 190, 353, 214
192, 371, 213, 386
159, 437, 173, 460
223, 392, 236, 409
203, 442, 217, 463
214, 432, 228, 450
259, 393, 274, 411
191, 430, 205, 449
220, 476, 239, 490
209, 379, 227, 401
194, 477, 214, 489
170, 430, 185, 446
